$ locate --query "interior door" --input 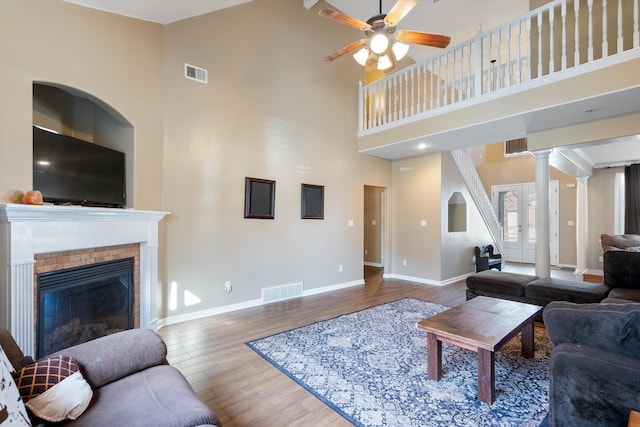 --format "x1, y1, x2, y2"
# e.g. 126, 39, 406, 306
492, 182, 558, 265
